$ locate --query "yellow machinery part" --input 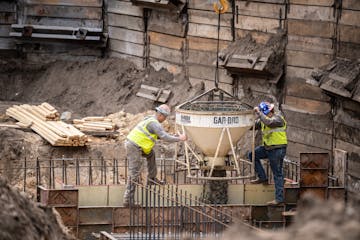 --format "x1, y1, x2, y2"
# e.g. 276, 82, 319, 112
213, 0, 229, 14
